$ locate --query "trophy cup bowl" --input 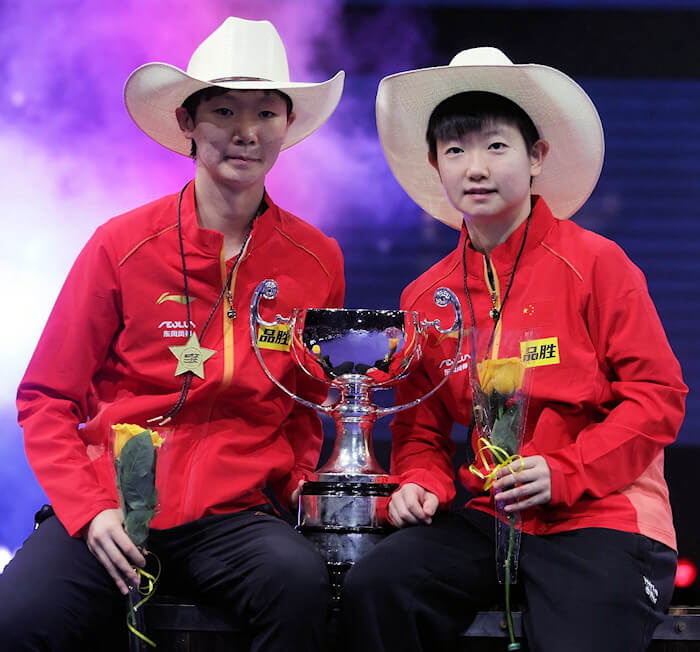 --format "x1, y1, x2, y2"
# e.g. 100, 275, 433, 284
251, 280, 463, 600
292, 308, 418, 387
